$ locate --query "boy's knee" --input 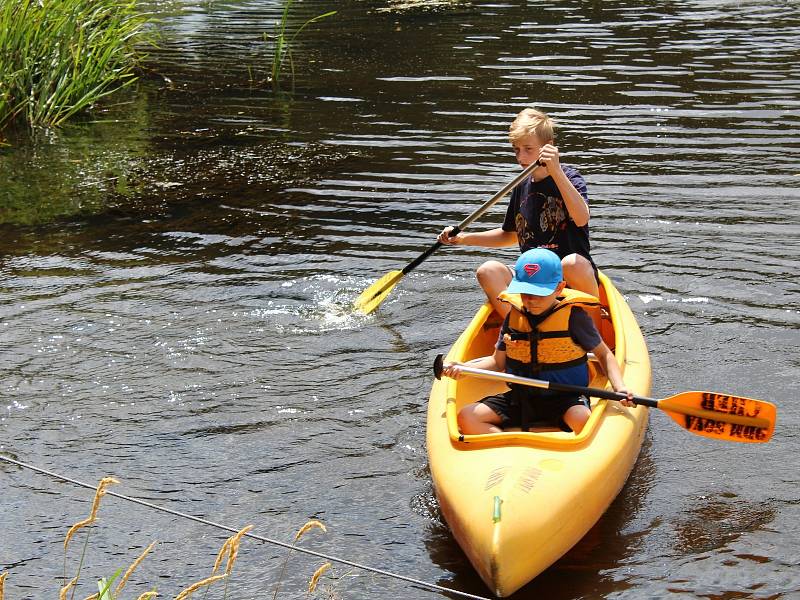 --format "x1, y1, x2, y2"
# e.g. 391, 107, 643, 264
476, 260, 513, 316
561, 254, 597, 296
565, 404, 591, 434
562, 253, 590, 271
457, 405, 475, 430
476, 260, 508, 286
476, 260, 505, 278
